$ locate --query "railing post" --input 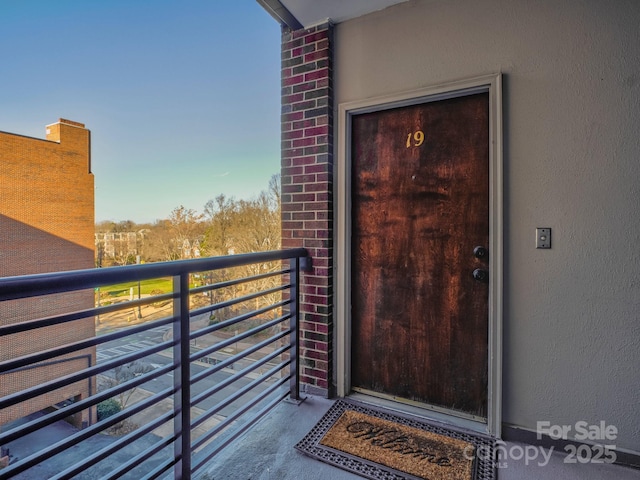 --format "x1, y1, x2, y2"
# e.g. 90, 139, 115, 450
173, 273, 191, 479
289, 257, 301, 401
